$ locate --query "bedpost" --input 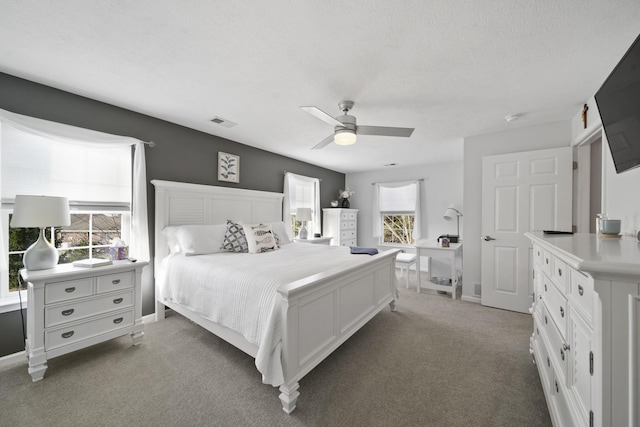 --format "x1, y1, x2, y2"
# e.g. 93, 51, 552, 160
279, 382, 300, 415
